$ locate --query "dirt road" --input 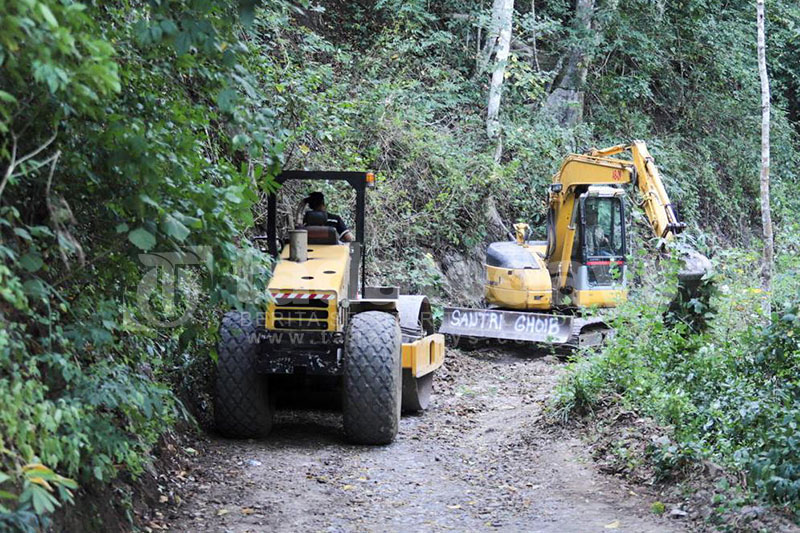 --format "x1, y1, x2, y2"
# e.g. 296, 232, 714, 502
161, 349, 682, 532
